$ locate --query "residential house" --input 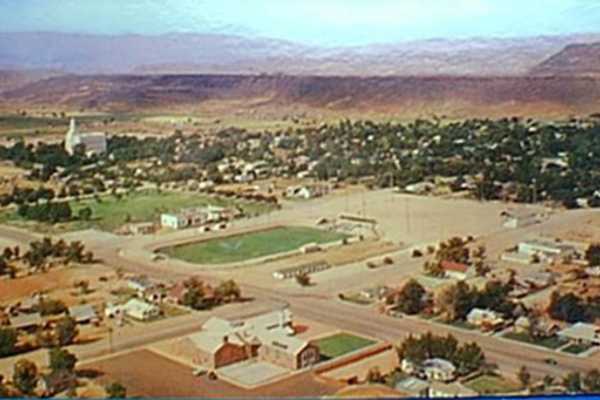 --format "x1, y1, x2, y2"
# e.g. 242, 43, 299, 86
466, 308, 505, 330
440, 261, 474, 281
401, 358, 457, 383
558, 322, 600, 346
9, 313, 43, 332
515, 316, 532, 333
127, 276, 156, 294
68, 304, 98, 324
422, 358, 457, 382
123, 298, 160, 321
